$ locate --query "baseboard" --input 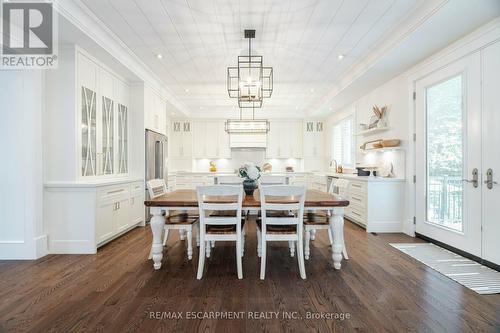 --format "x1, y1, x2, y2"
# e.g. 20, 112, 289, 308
402, 218, 416, 237
34, 234, 49, 258
416, 233, 500, 272
49, 240, 96, 254
366, 220, 402, 233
